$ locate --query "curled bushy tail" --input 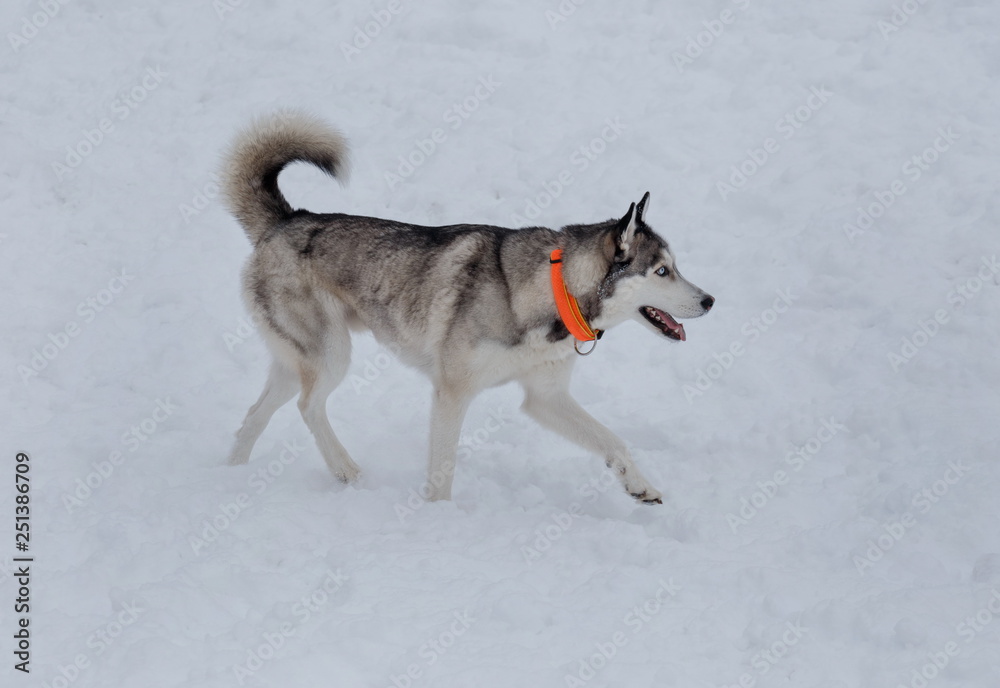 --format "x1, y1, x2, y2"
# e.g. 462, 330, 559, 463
221, 110, 350, 244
